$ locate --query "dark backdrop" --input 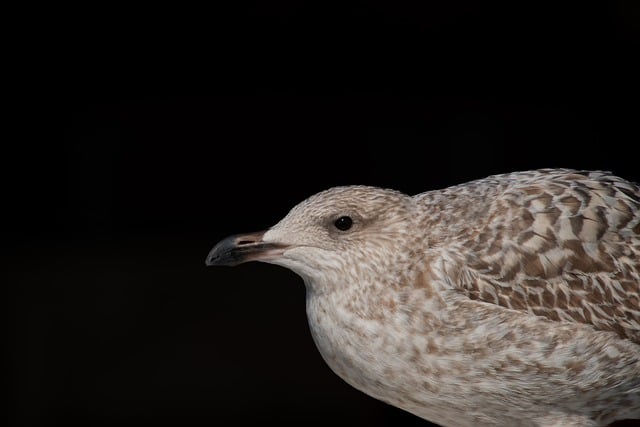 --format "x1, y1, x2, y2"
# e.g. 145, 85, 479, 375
9, 2, 639, 426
